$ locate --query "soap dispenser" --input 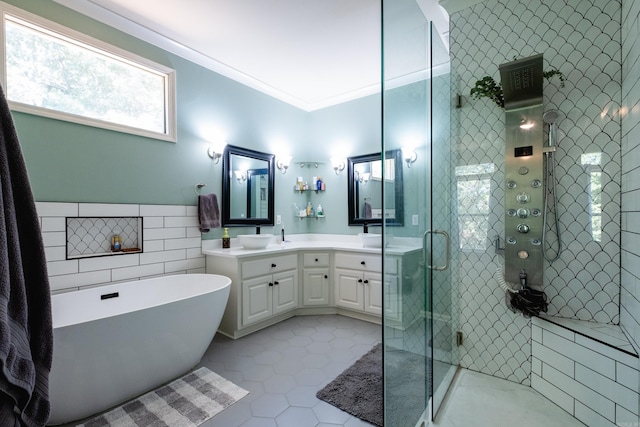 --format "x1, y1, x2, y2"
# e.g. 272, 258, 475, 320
222, 228, 230, 249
